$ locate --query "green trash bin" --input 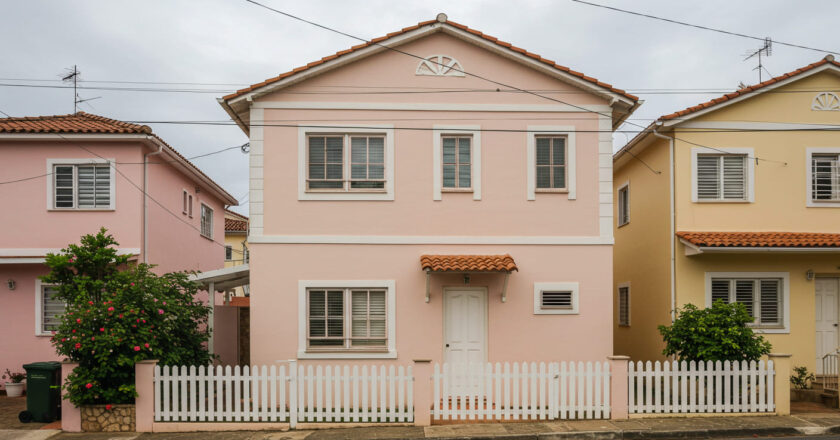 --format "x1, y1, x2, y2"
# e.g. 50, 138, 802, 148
19, 361, 62, 423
